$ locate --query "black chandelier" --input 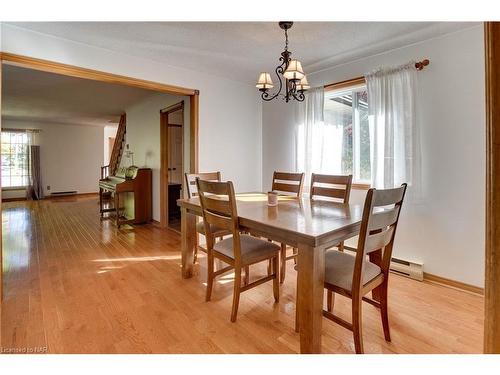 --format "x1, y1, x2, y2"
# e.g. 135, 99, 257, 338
256, 21, 310, 102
